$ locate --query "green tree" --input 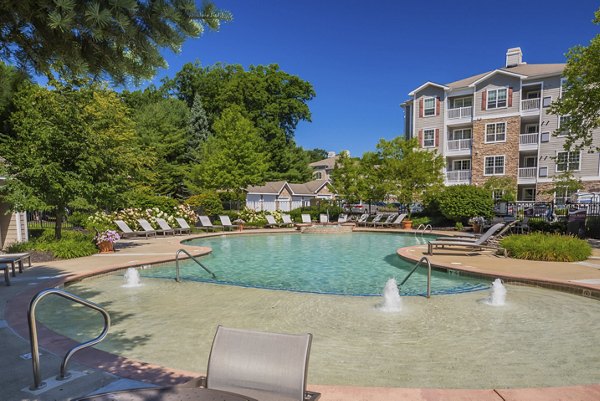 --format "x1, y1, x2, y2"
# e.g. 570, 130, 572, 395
549, 7, 600, 151
189, 106, 268, 196
0, 0, 232, 84
330, 152, 364, 203
0, 82, 145, 238
375, 137, 444, 217
545, 170, 584, 203
187, 92, 211, 158
482, 176, 517, 202
133, 97, 190, 198
0, 63, 30, 135
304, 148, 329, 163
435, 185, 495, 224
